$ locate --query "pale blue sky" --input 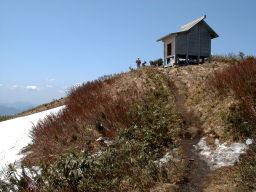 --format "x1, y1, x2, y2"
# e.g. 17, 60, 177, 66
1, 0, 256, 105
